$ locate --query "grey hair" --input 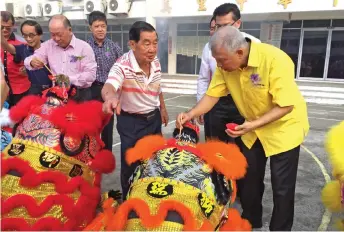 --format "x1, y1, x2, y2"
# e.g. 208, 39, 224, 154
209, 25, 248, 54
